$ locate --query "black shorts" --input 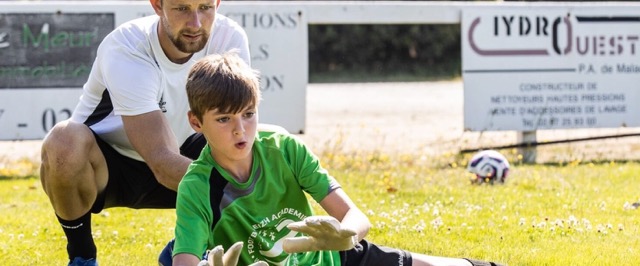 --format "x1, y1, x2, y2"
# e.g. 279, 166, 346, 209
340, 239, 412, 266
90, 131, 206, 213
